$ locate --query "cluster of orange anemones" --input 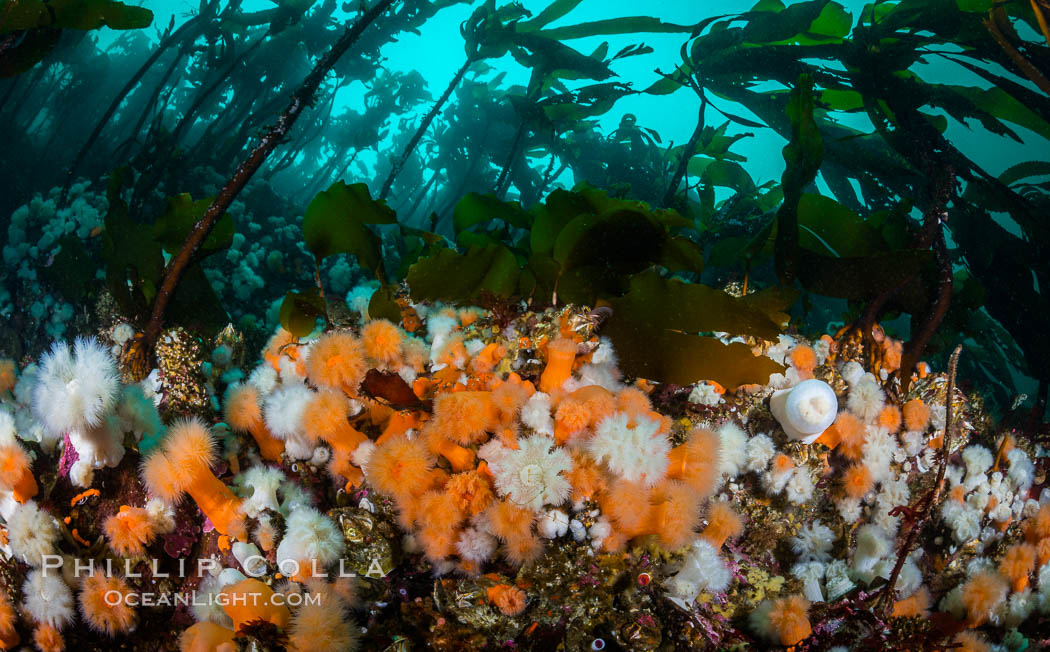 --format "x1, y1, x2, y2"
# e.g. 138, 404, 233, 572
357, 314, 736, 574
869, 325, 904, 374
1023, 503, 1050, 581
